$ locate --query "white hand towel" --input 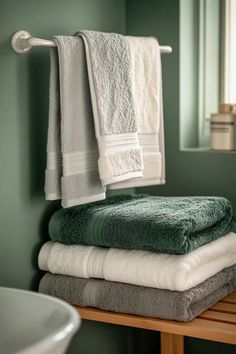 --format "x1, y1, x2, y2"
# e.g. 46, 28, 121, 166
77, 30, 143, 185
109, 36, 165, 189
38, 232, 236, 291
